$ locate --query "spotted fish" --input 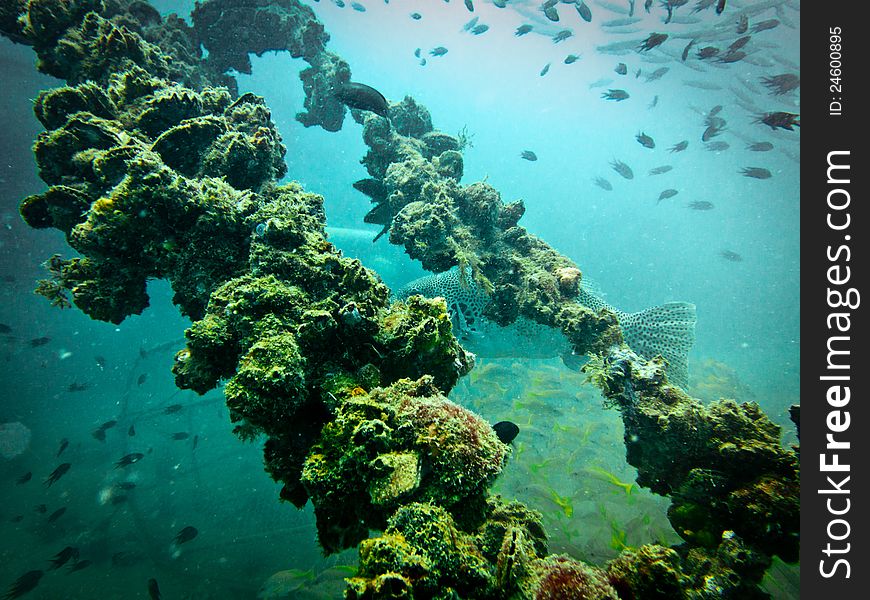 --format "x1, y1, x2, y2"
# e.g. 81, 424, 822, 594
395, 267, 696, 388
